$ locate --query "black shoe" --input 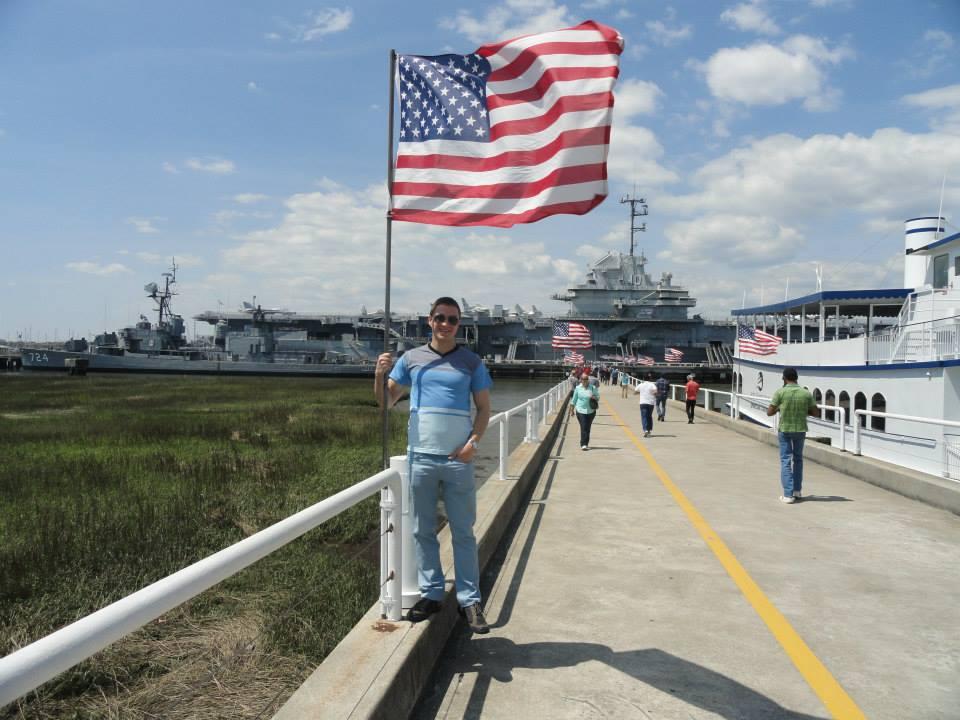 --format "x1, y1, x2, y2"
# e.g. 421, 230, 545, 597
407, 597, 442, 623
459, 603, 490, 634
688, 419, 693, 424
